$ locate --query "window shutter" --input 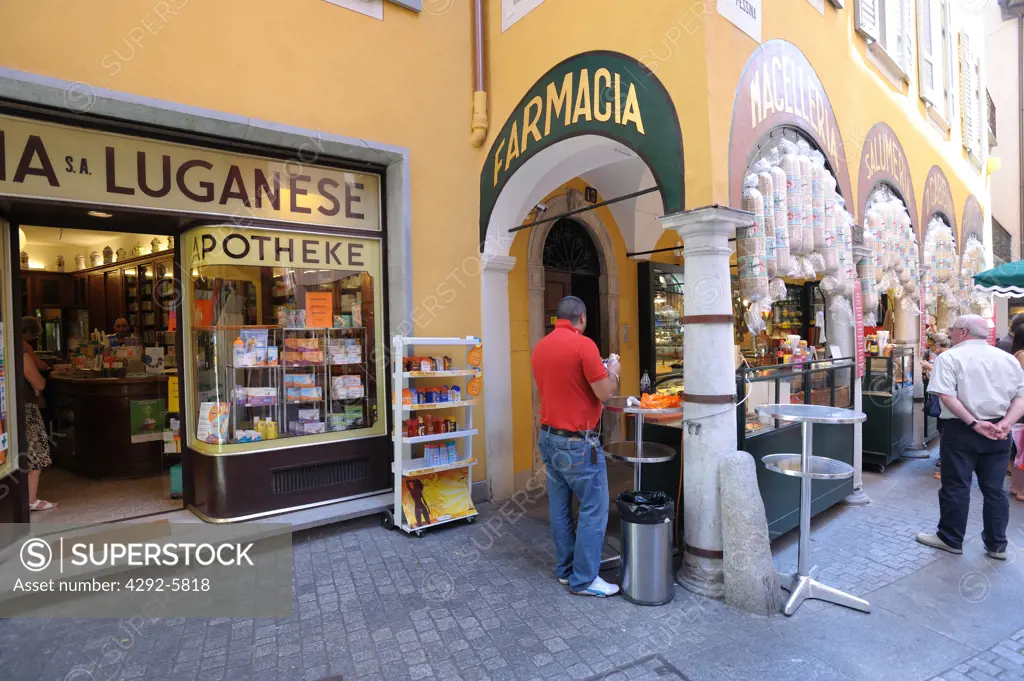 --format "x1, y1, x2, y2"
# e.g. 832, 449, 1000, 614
901, 0, 915, 79
960, 31, 975, 152
918, 0, 938, 103
975, 51, 985, 152
857, 0, 881, 42
886, 0, 902, 54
